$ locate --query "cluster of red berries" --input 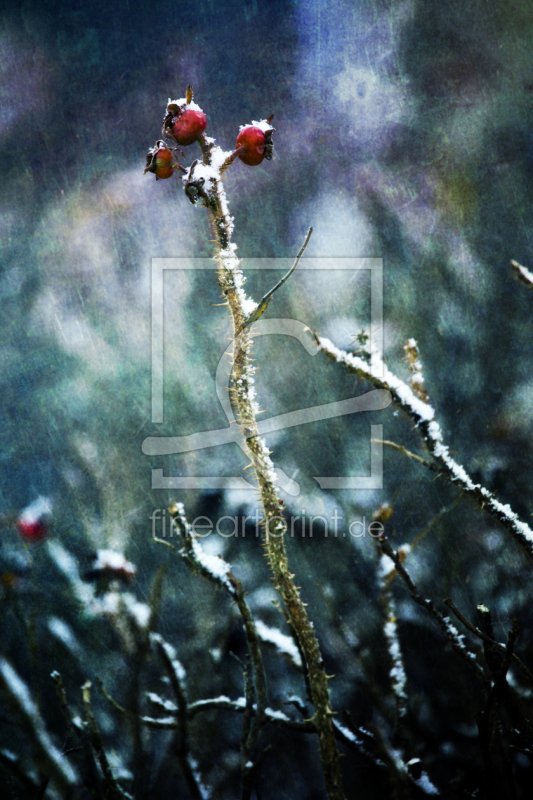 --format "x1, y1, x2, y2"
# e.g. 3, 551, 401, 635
144, 85, 274, 180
